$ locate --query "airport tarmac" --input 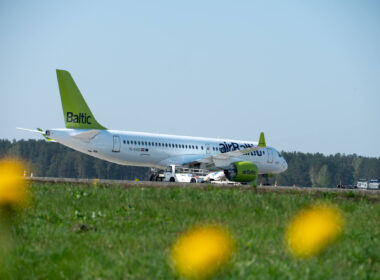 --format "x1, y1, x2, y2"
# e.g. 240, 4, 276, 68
28, 177, 380, 199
